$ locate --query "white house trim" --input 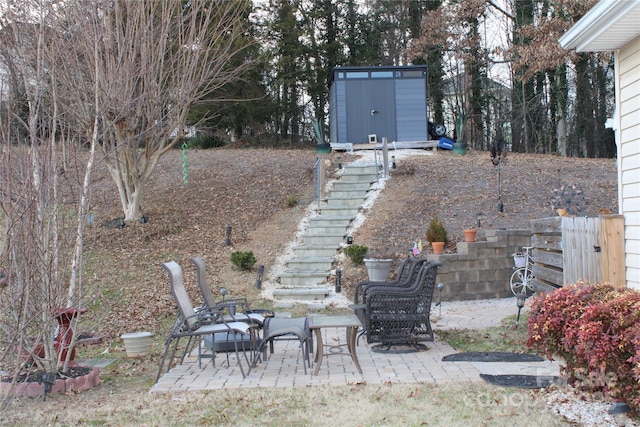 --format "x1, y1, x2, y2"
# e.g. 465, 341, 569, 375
559, 0, 640, 52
